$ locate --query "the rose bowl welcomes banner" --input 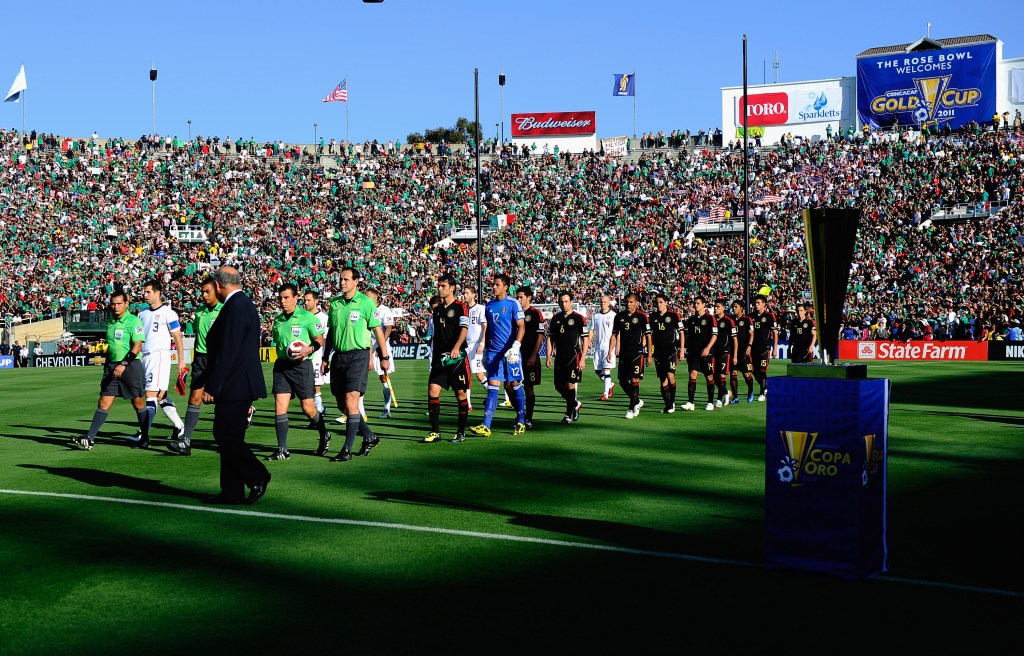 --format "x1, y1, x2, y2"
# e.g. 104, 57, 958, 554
511, 111, 596, 137
856, 41, 996, 130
